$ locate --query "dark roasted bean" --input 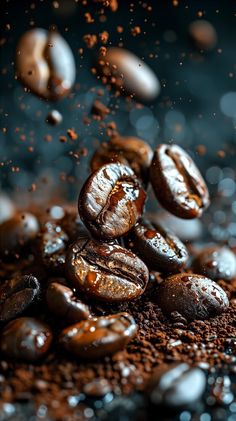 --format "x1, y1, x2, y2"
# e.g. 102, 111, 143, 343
0, 317, 52, 362
150, 144, 210, 219
0, 275, 40, 322
130, 218, 188, 273
46, 282, 90, 322
192, 246, 236, 281
157, 273, 229, 321
78, 163, 146, 240
38, 221, 68, 272
60, 312, 137, 359
66, 238, 149, 302
146, 362, 206, 407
